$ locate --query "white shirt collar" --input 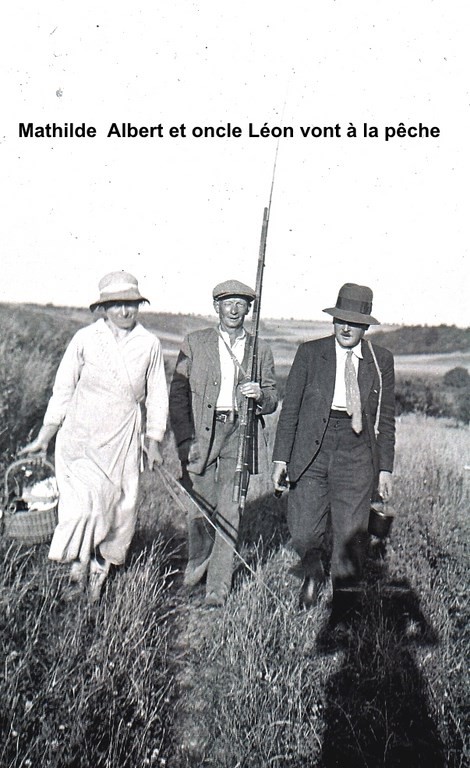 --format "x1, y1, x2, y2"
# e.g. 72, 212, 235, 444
218, 326, 246, 345
335, 338, 363, 359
